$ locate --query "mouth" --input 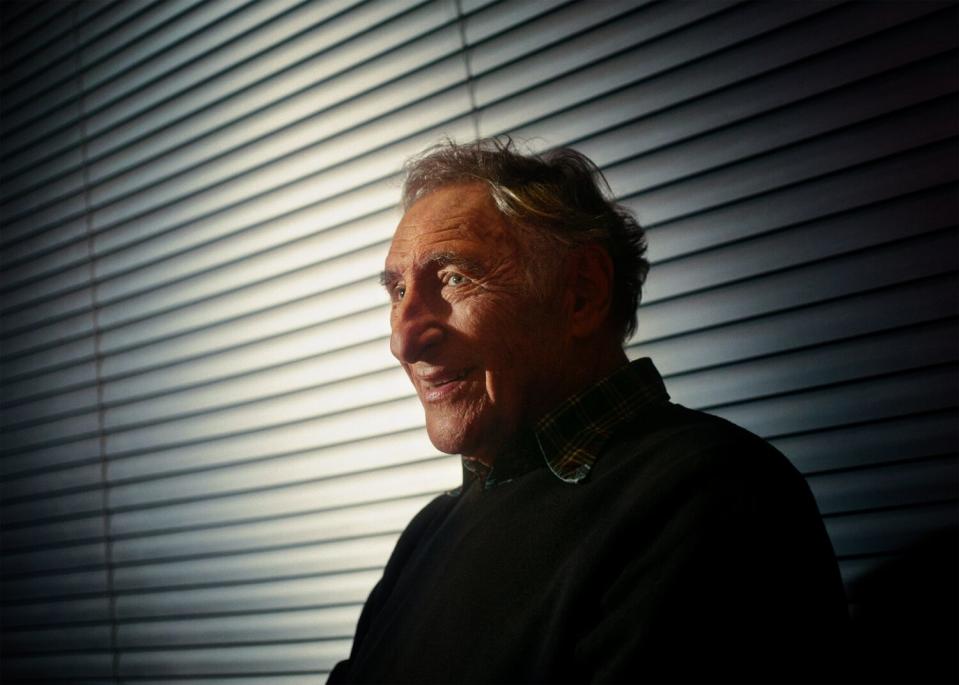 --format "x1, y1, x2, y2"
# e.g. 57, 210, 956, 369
415, 367, 473, 402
